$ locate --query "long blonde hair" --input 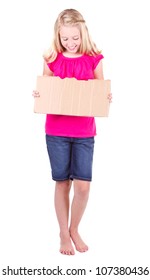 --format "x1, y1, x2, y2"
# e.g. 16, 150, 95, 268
44, 9, 101, 61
